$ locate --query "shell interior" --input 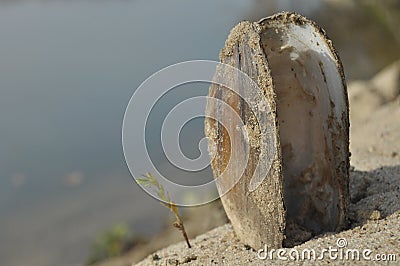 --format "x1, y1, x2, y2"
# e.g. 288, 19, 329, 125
259, 18, 347, 244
